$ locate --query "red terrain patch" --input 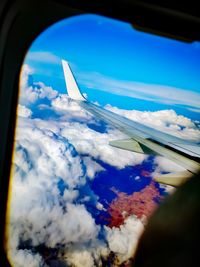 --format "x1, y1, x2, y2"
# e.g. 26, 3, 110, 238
107, 181, 162, 228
